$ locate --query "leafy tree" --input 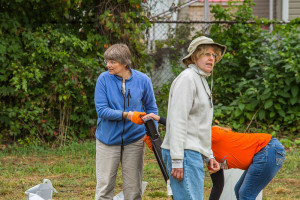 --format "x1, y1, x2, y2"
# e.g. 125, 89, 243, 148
209, 0, 300, 136
0, 0, 151, 145
152, 0, 299, 139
